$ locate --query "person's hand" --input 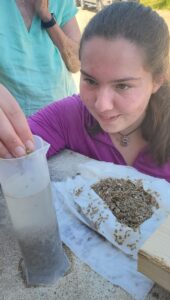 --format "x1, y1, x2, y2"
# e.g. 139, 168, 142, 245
34, 0, 51, 22
0, 85, 35, 158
